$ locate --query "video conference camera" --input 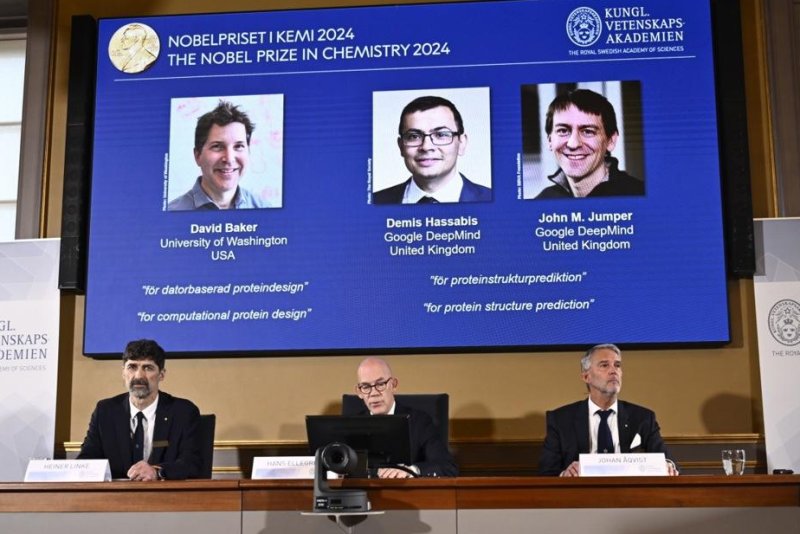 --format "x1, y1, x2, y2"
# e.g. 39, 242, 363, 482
313, 442, 370, 513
